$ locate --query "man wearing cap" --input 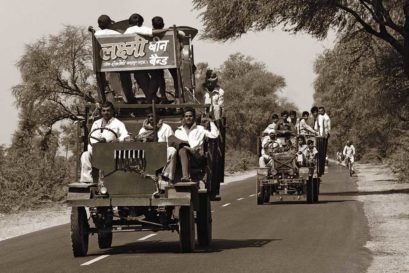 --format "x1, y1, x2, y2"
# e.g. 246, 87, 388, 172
259, 130, 279, 168
94, 15, 120, 36
204, 72, 224, 120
